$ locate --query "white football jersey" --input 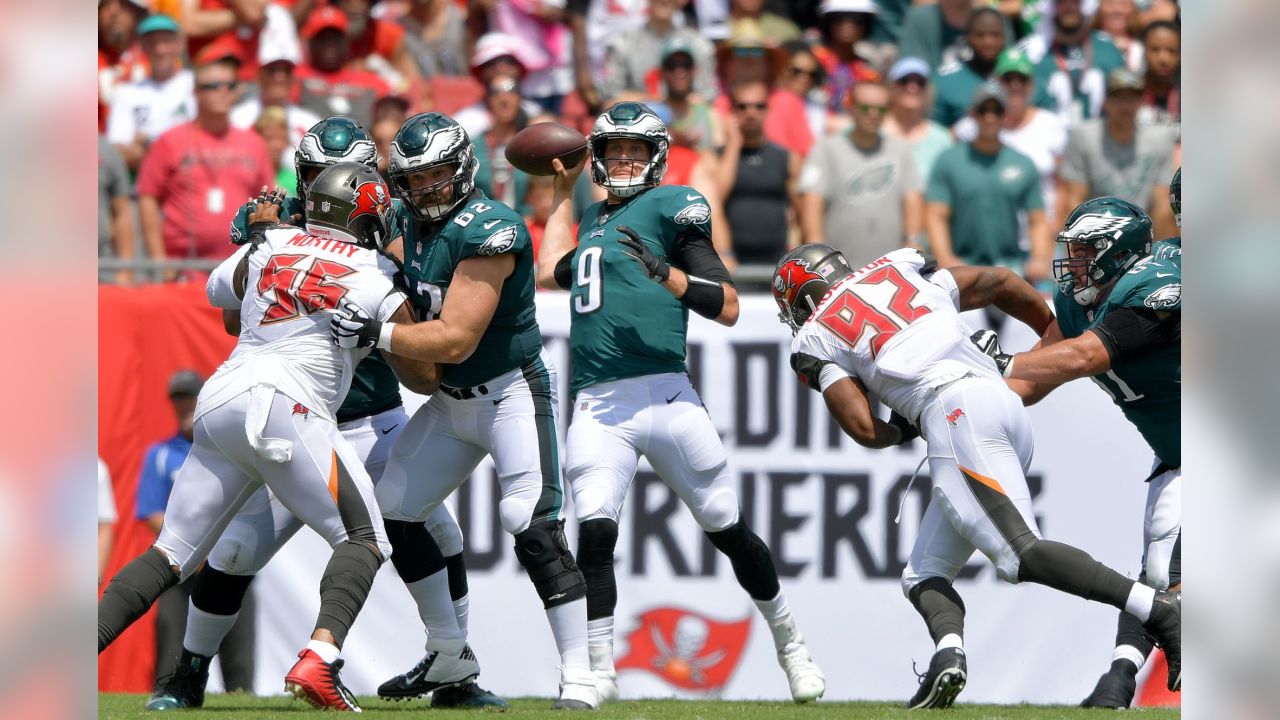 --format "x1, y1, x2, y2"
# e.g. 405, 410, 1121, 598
200, 227, 406, 422
791, 248, 1002, 422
